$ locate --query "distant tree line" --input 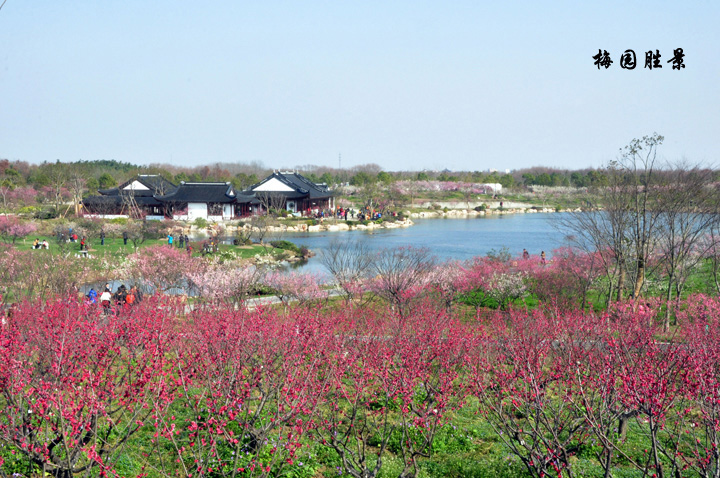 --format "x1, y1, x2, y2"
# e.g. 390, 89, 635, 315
2, 152, 719, 216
